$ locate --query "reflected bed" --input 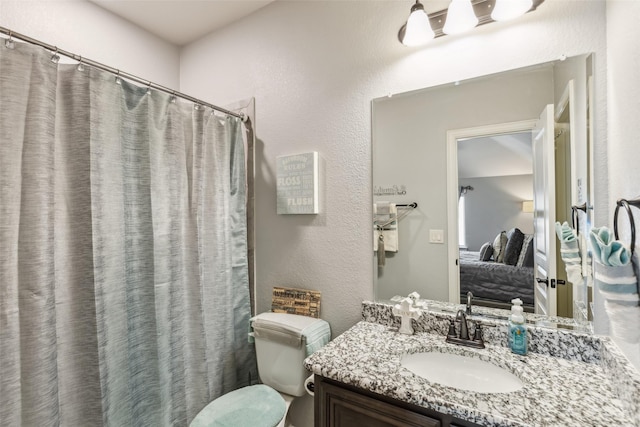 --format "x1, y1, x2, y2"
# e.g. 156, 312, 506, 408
459, 251, 534, 308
